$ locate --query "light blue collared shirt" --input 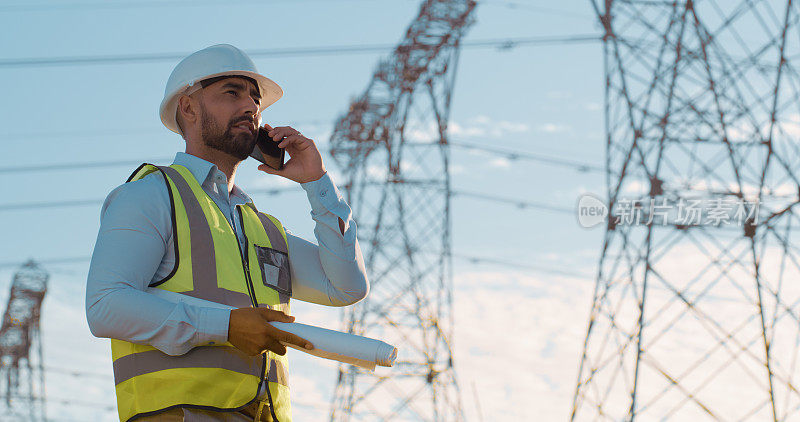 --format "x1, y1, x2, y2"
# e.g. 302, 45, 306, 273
85, 152, 369, 356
